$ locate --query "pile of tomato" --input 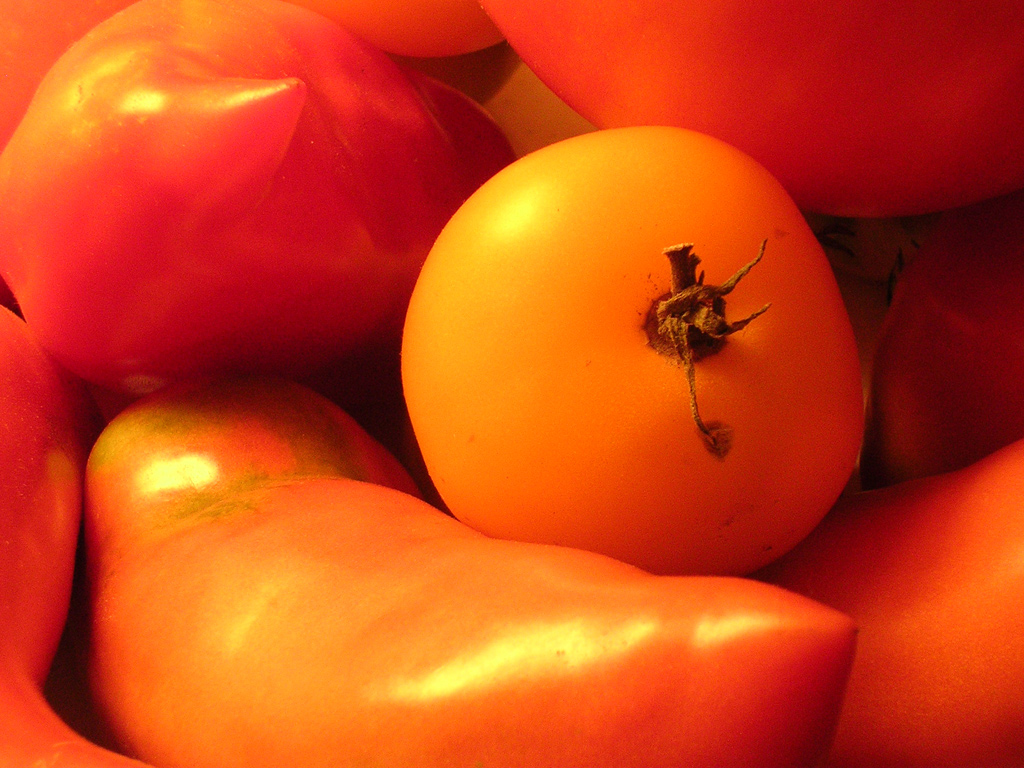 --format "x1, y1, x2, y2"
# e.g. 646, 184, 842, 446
2, 1, 1023, 767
